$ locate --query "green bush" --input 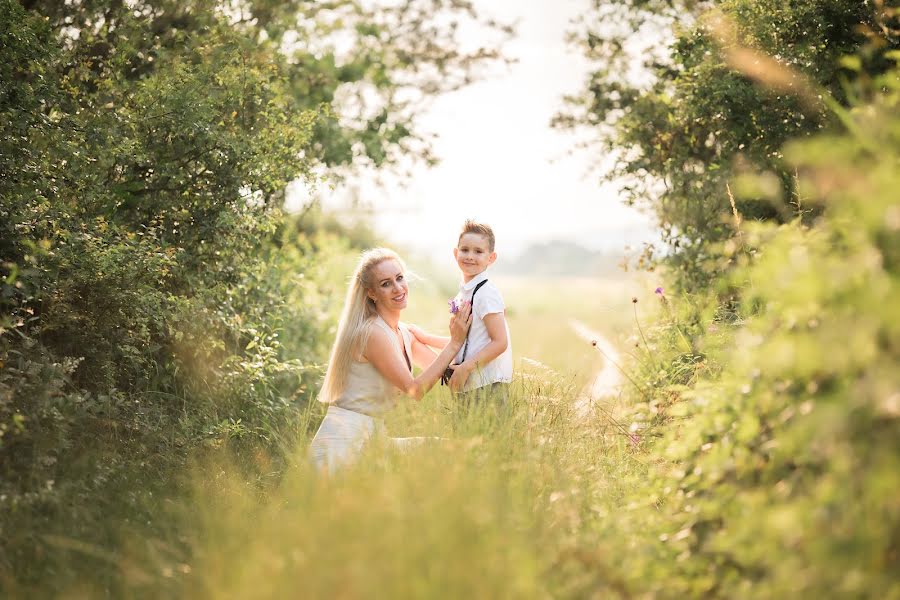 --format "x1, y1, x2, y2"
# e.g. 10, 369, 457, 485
0, 0, 506, 590
620, 64, 900, 597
